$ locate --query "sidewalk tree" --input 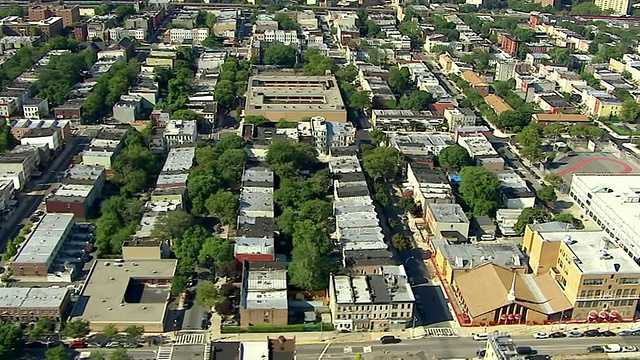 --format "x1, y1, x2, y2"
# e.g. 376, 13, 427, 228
537, 185, 557, 205
171, 275, 188, 296
459, 166, 501, 216
398, 196, 418, 214
438, 145, 471, 170
109, 348, 133, 360
264, 44, 297, 67
0, 126, 17, 152
302, 49, 336, 76
28, 318, 52, 340
392, 234, 412, 251
0, 323, 22, 359
369, 129, 387, 145
335, 64, 358, 83
90, 352, 107, 360
187, 168, 222, 215
215, 300, 234, 315
103, 324, 119, 340
195, 281, 225, 309
289, 221, 334, 291
363, 147, 401, 180
513, 207, 552, 235
62, 319, 89, 338
349, 90, 372, 110
45, 345, 70, 360
151, 210, 194, 241
172, 225, 209, 263
124, 326, 144, 341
